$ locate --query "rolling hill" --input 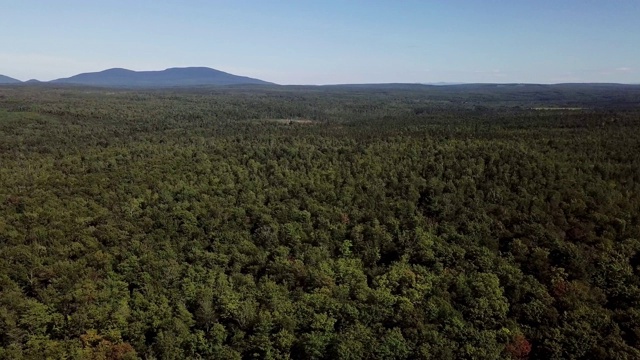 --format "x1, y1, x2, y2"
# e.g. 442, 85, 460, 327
0, 75, 22, 84
50, 67, 273, 87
